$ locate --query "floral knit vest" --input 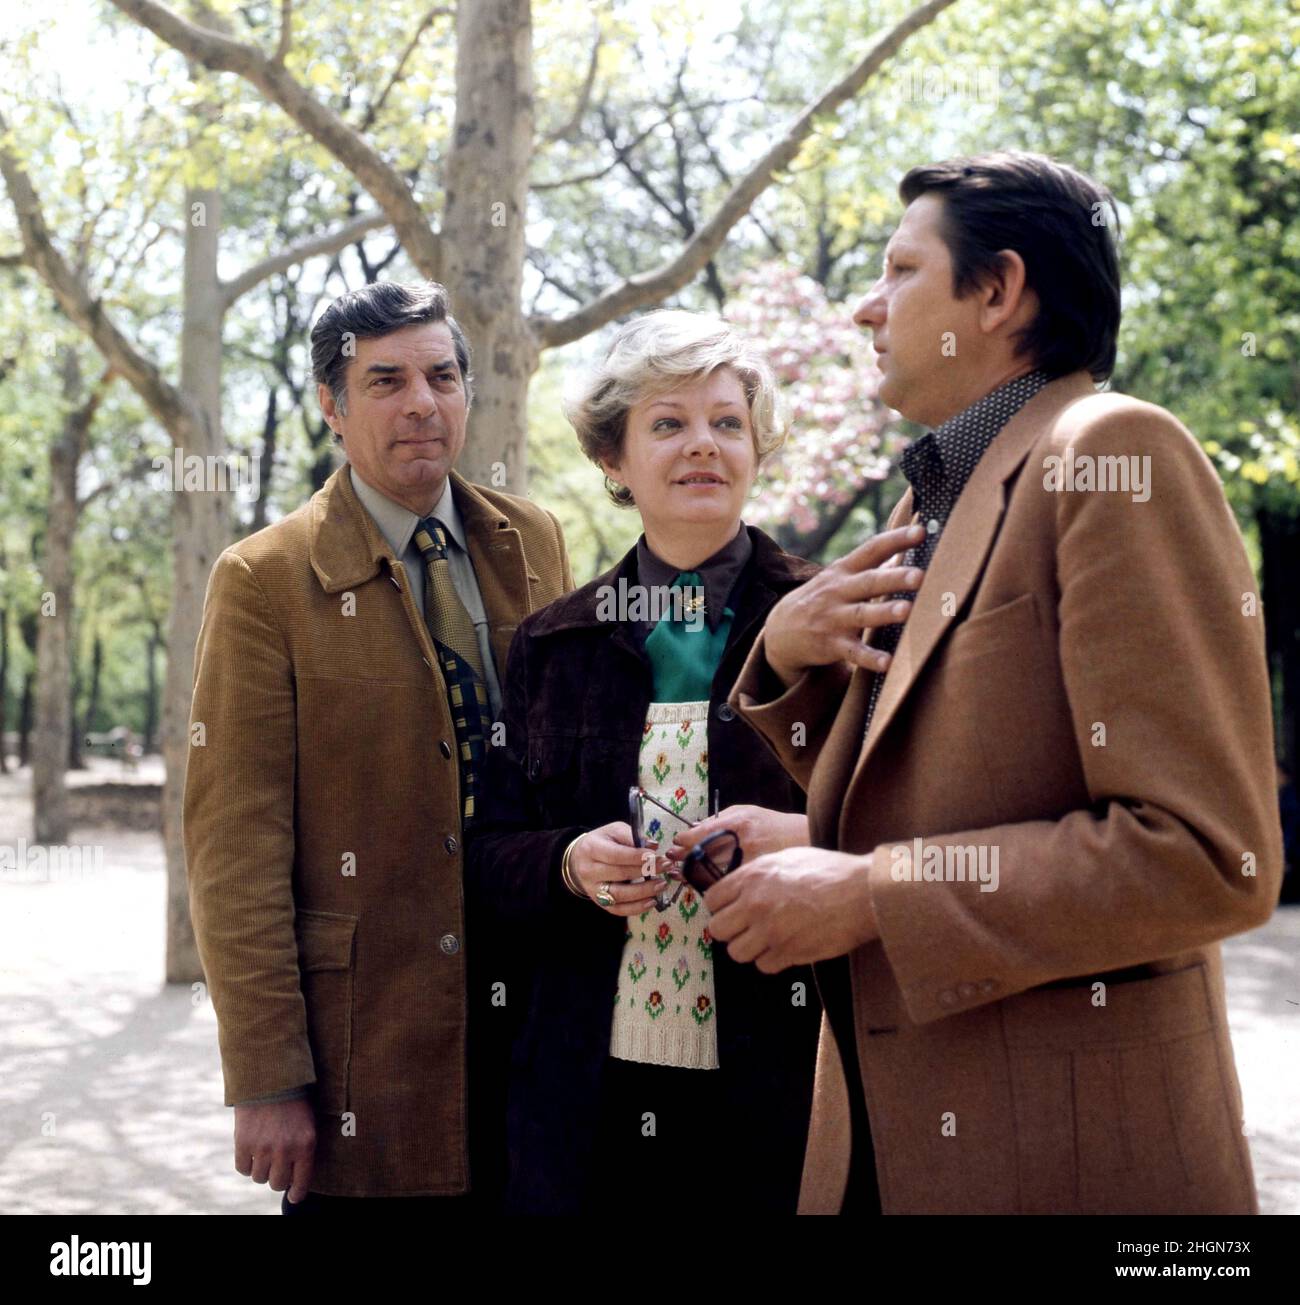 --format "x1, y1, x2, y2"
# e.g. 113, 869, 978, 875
610, 700, 719, 1069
